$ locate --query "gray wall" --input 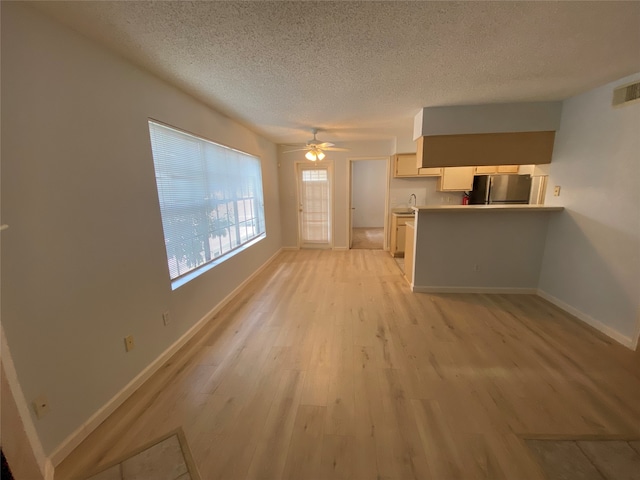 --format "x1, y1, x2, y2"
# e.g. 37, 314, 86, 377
539, 72, 640, 346
1, 3, 281, 454
413, 210, 551, 290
